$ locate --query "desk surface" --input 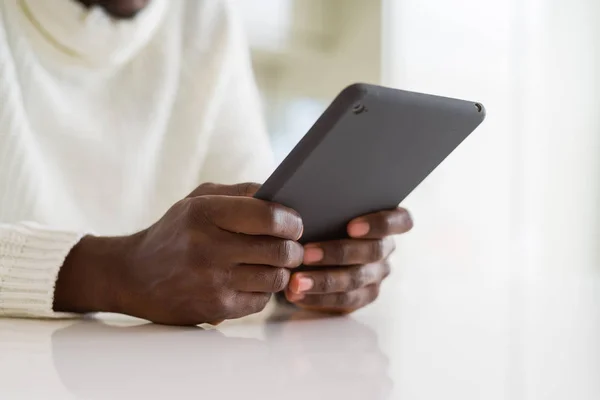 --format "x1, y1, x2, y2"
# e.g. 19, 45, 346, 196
1, 273, 598, 400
